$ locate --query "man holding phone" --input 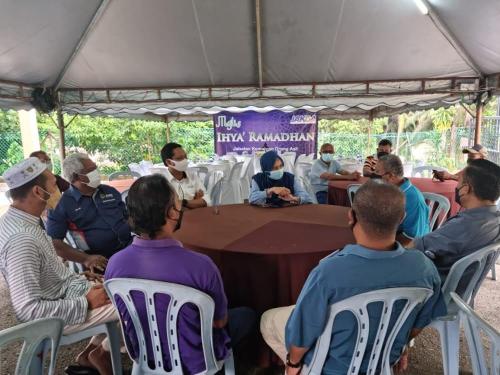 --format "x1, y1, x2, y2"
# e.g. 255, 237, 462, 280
433, 144, 488, 181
